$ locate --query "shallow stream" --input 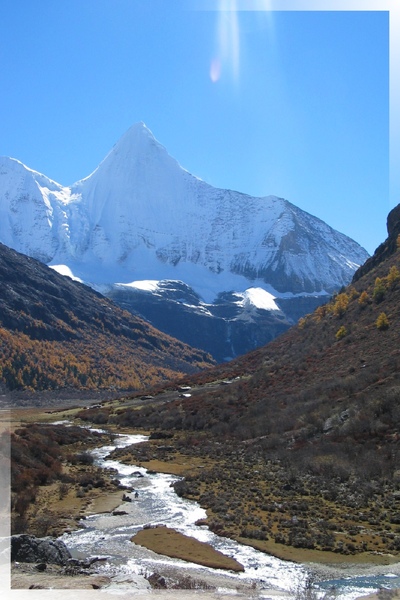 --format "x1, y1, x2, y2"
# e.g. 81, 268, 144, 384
60, 432, 400, 598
